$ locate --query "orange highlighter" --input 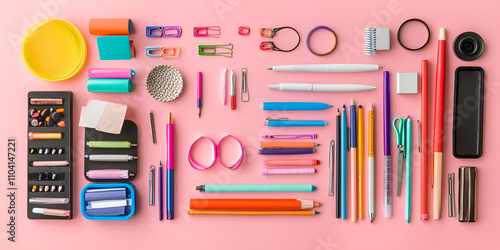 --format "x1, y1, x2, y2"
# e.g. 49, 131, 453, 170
260, 141, 320, 149
190, 199, 320, 210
